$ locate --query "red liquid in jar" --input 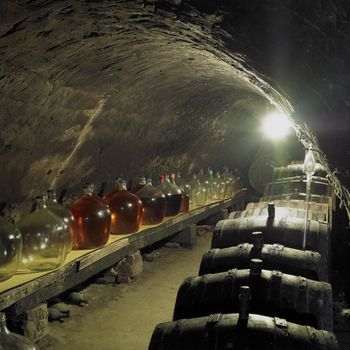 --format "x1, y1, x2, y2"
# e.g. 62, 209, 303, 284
71, 196, 111, 249
107, 190, 143, 234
